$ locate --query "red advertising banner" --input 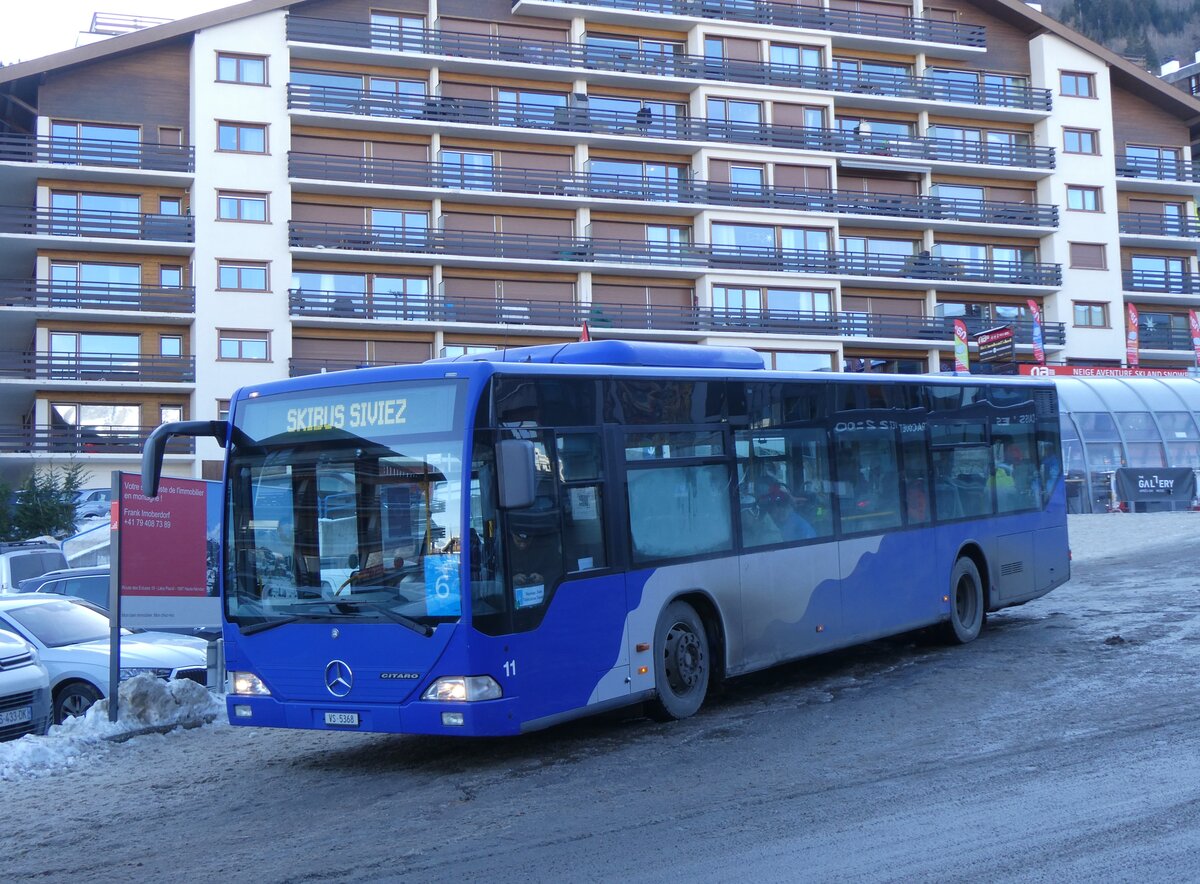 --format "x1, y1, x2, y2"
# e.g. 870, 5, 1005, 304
1019, 365, 1191, 378
953, 319, 970, 372
118, 473, 207, 597
1126, 303, 1139, 367
1190, 309, 1200, 368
